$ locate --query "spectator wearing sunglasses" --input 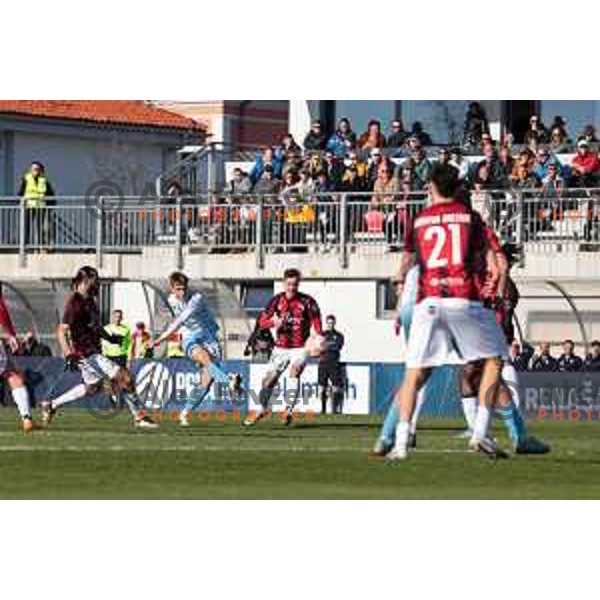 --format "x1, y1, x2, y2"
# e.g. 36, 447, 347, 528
303, 120, 328, 152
